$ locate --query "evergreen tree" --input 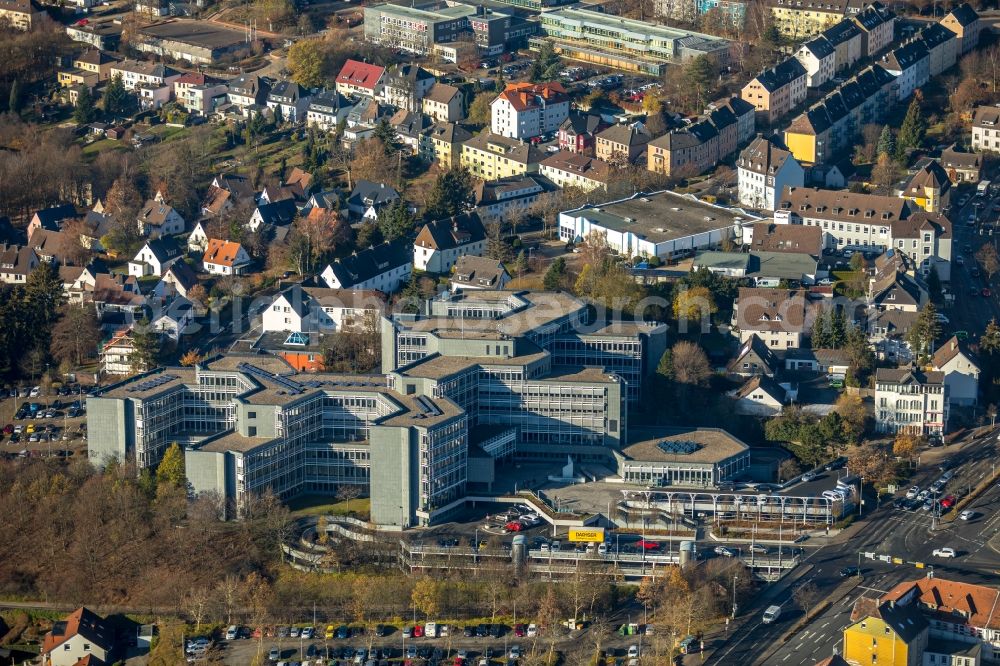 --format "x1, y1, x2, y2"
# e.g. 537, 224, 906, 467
73, 85, 96, 124
156, 443, 186, 489
378, 199, 415, 242
898, 98, 926, 154
811, 309, 830, 348
273, 103, 284, 125
424, 168, 474, 221
906, 302, 942, 361
543, 256, 566, 290
876, 125, 895, 159
927, 265, 942, 303
513, 250, 528, 276
8, 79, 20, 114
130, 318, 160, 372
829, 309, 847, 348
486, 223, 514, 263
102, 74, 130, 117
355, 219, 383, 249
373, 118, 400, 155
